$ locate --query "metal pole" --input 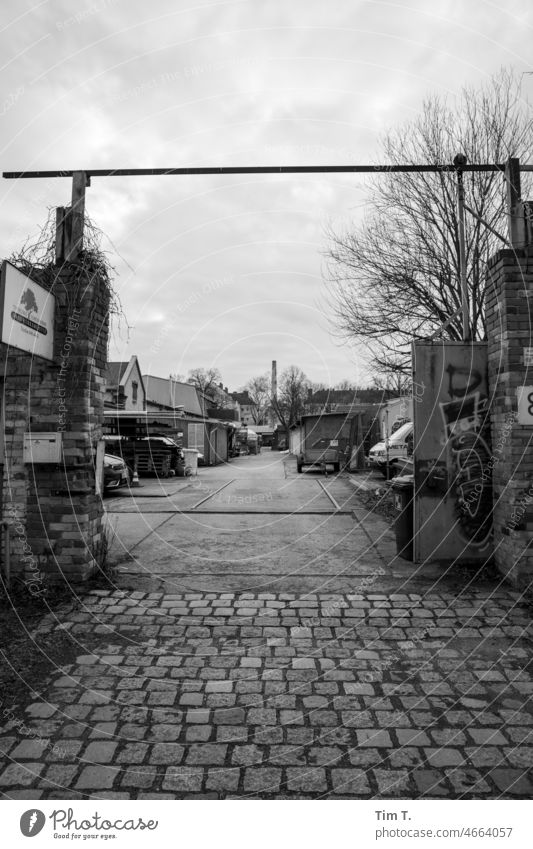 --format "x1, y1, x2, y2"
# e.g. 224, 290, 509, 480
454, 154, 470, 341
385, 408, 390, 480
505, 157, 524, 248
67, 170, 89, 261
2, 163, 520, 180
